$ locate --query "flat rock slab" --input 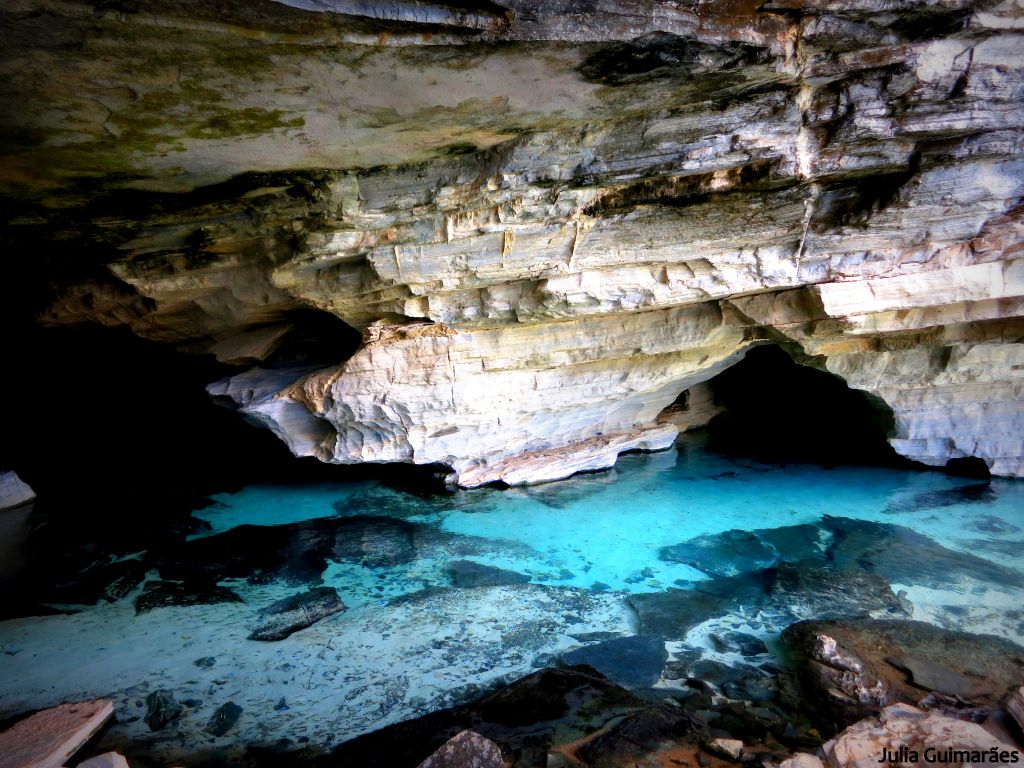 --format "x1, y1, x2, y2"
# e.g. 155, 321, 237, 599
444, 560, 531, 588
559, 635, 668, 689
0, 699, 113, 768
886, 654, 975, 699
249, 586, 346, 641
